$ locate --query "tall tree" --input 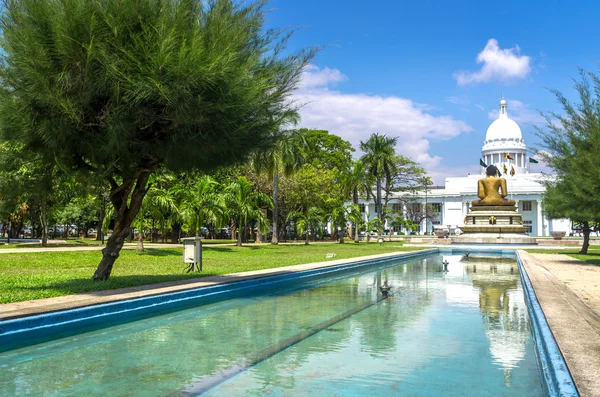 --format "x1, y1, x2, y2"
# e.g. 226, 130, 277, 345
177, 175, 223, 238
341, 159, 371, 242
252, 129, 305, 244
223, 176, 272, 246
287, 206, 324, 245
360, 133, 398, 234
298, 129, 354, 171
0, 0, 316, 279
536, 70, 600, 254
